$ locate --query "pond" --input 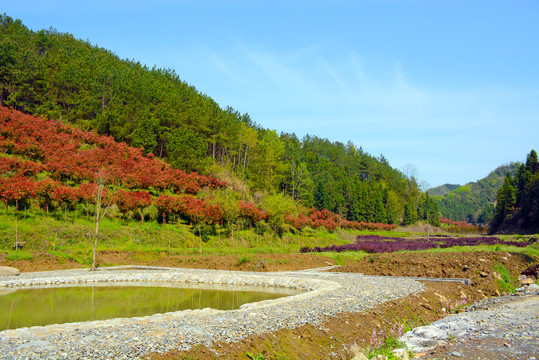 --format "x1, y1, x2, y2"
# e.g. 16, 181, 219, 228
0, 283, 299, 330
